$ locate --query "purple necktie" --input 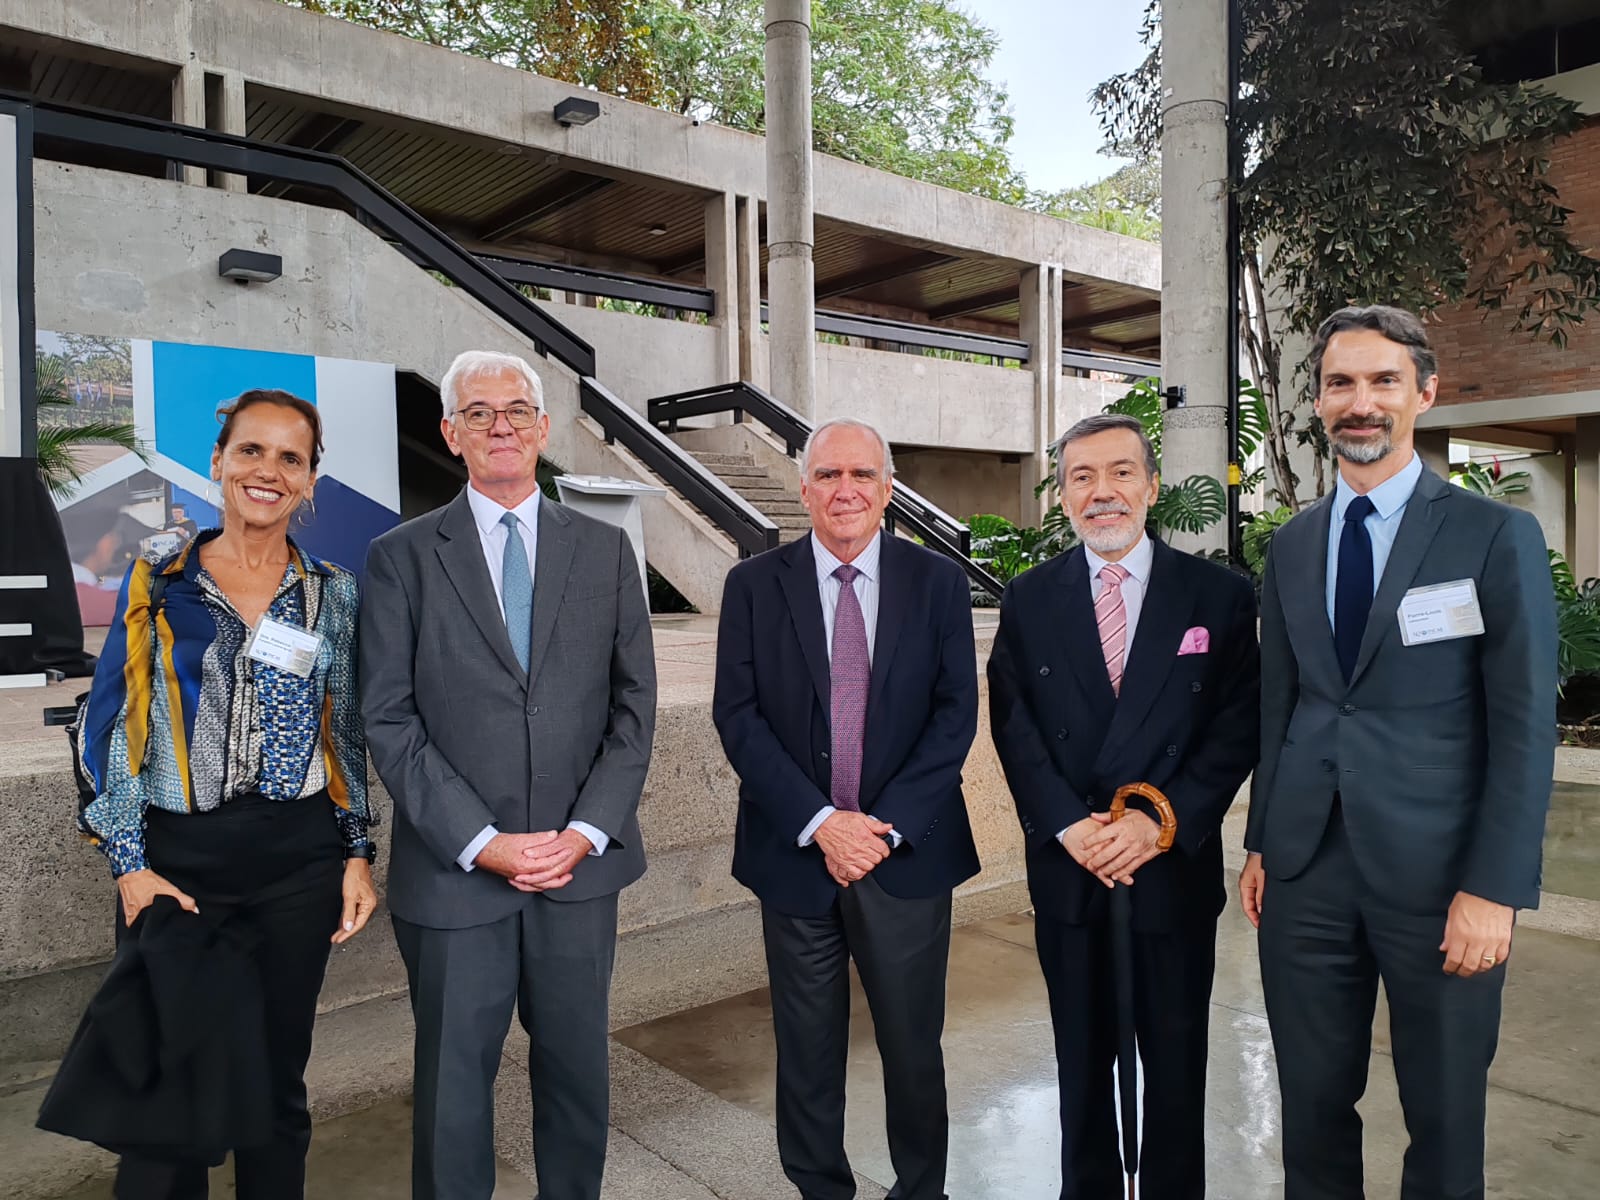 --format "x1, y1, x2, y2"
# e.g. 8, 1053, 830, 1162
830, 564, 868, 812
